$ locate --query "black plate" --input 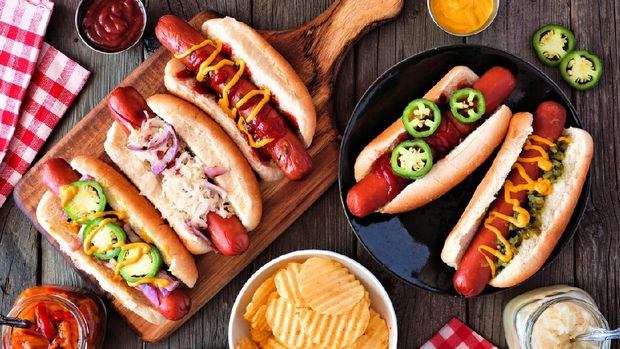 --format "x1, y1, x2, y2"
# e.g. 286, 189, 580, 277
338, 44, 590, 296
